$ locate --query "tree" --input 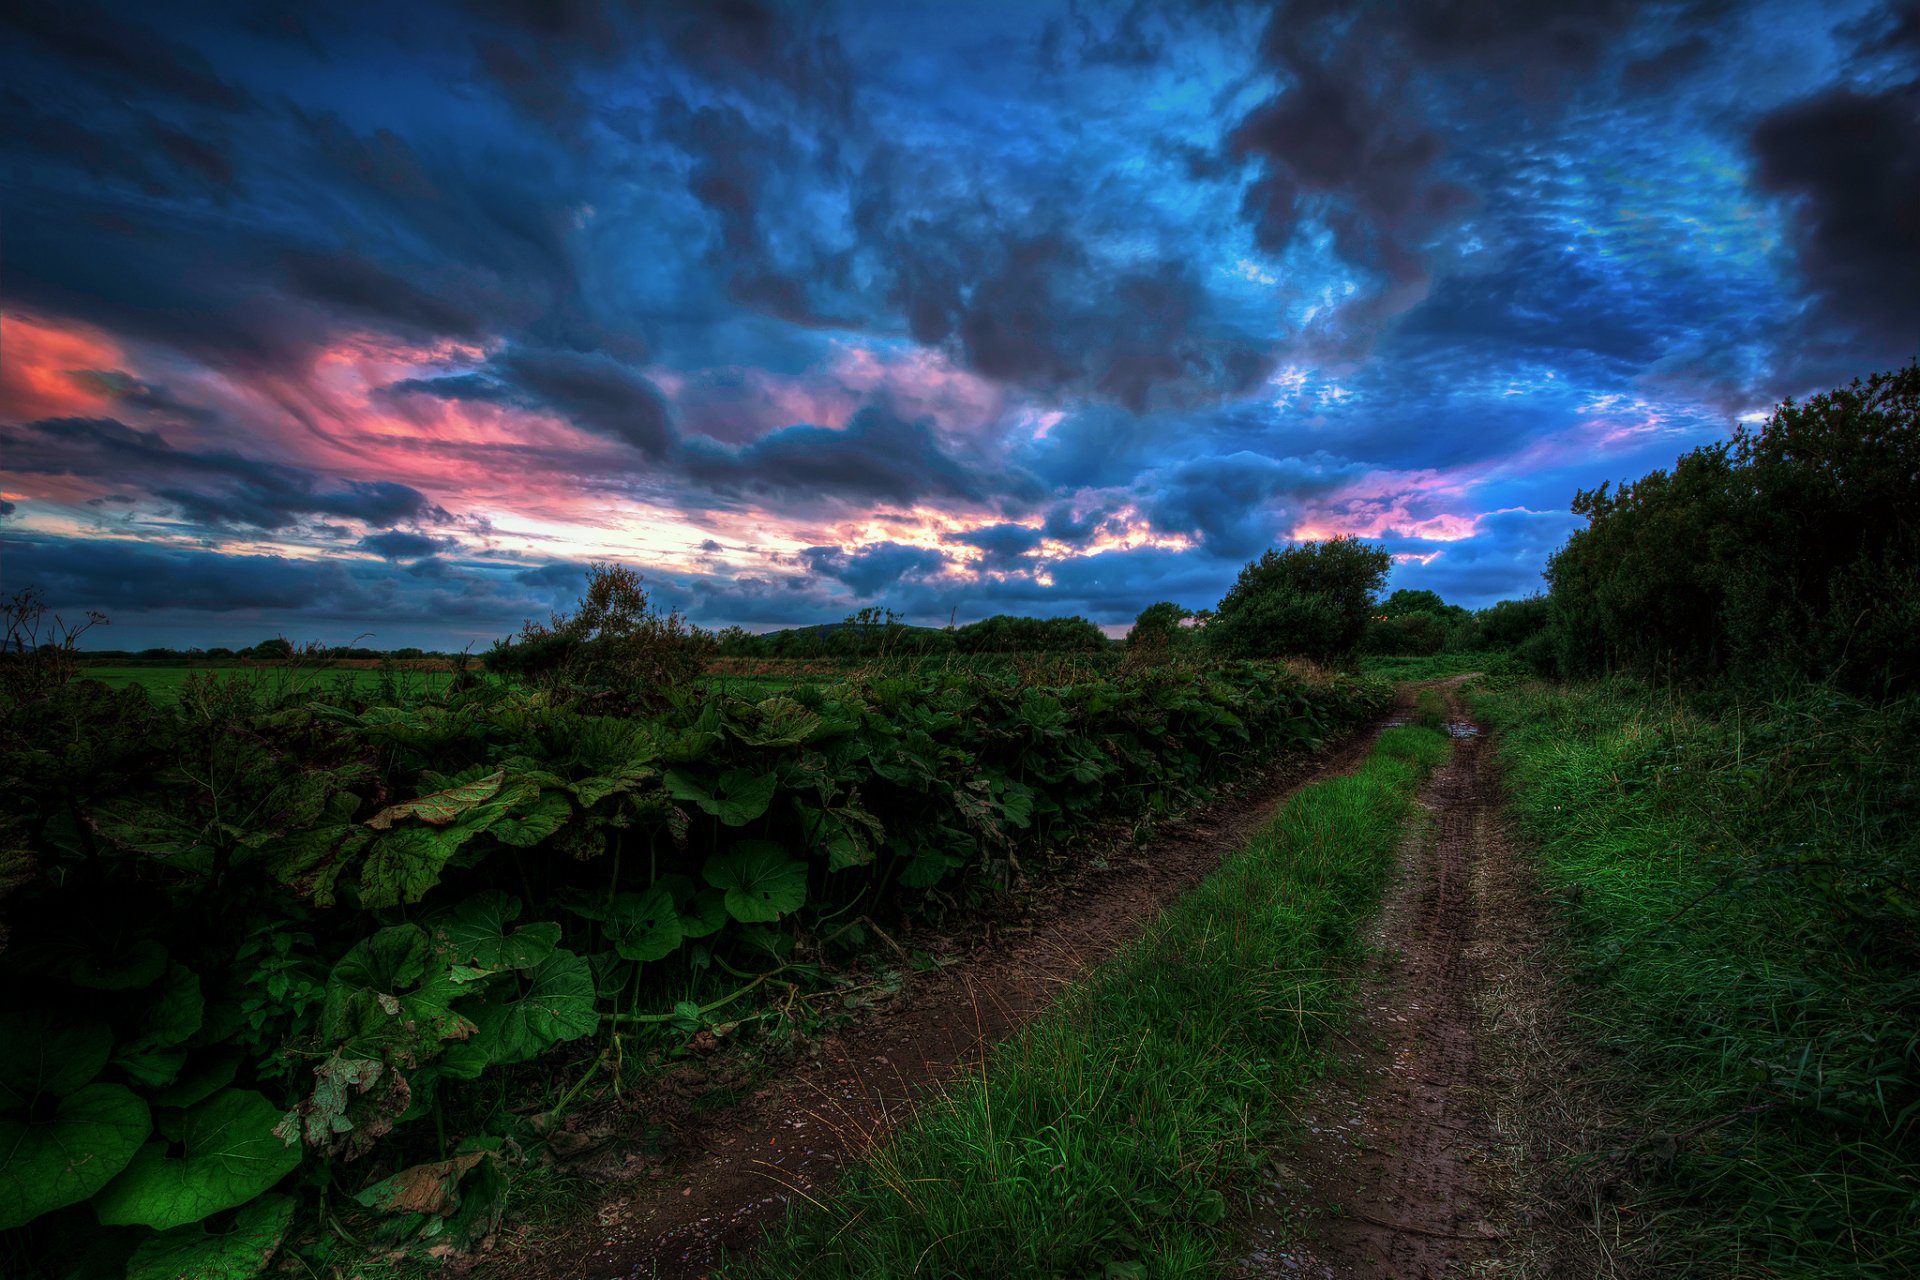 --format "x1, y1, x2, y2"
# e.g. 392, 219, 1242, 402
1126, 601, 1194, 664
1542, 362, 1920, 692
1208, 537, 1391, 663
485, 563, 711, 701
